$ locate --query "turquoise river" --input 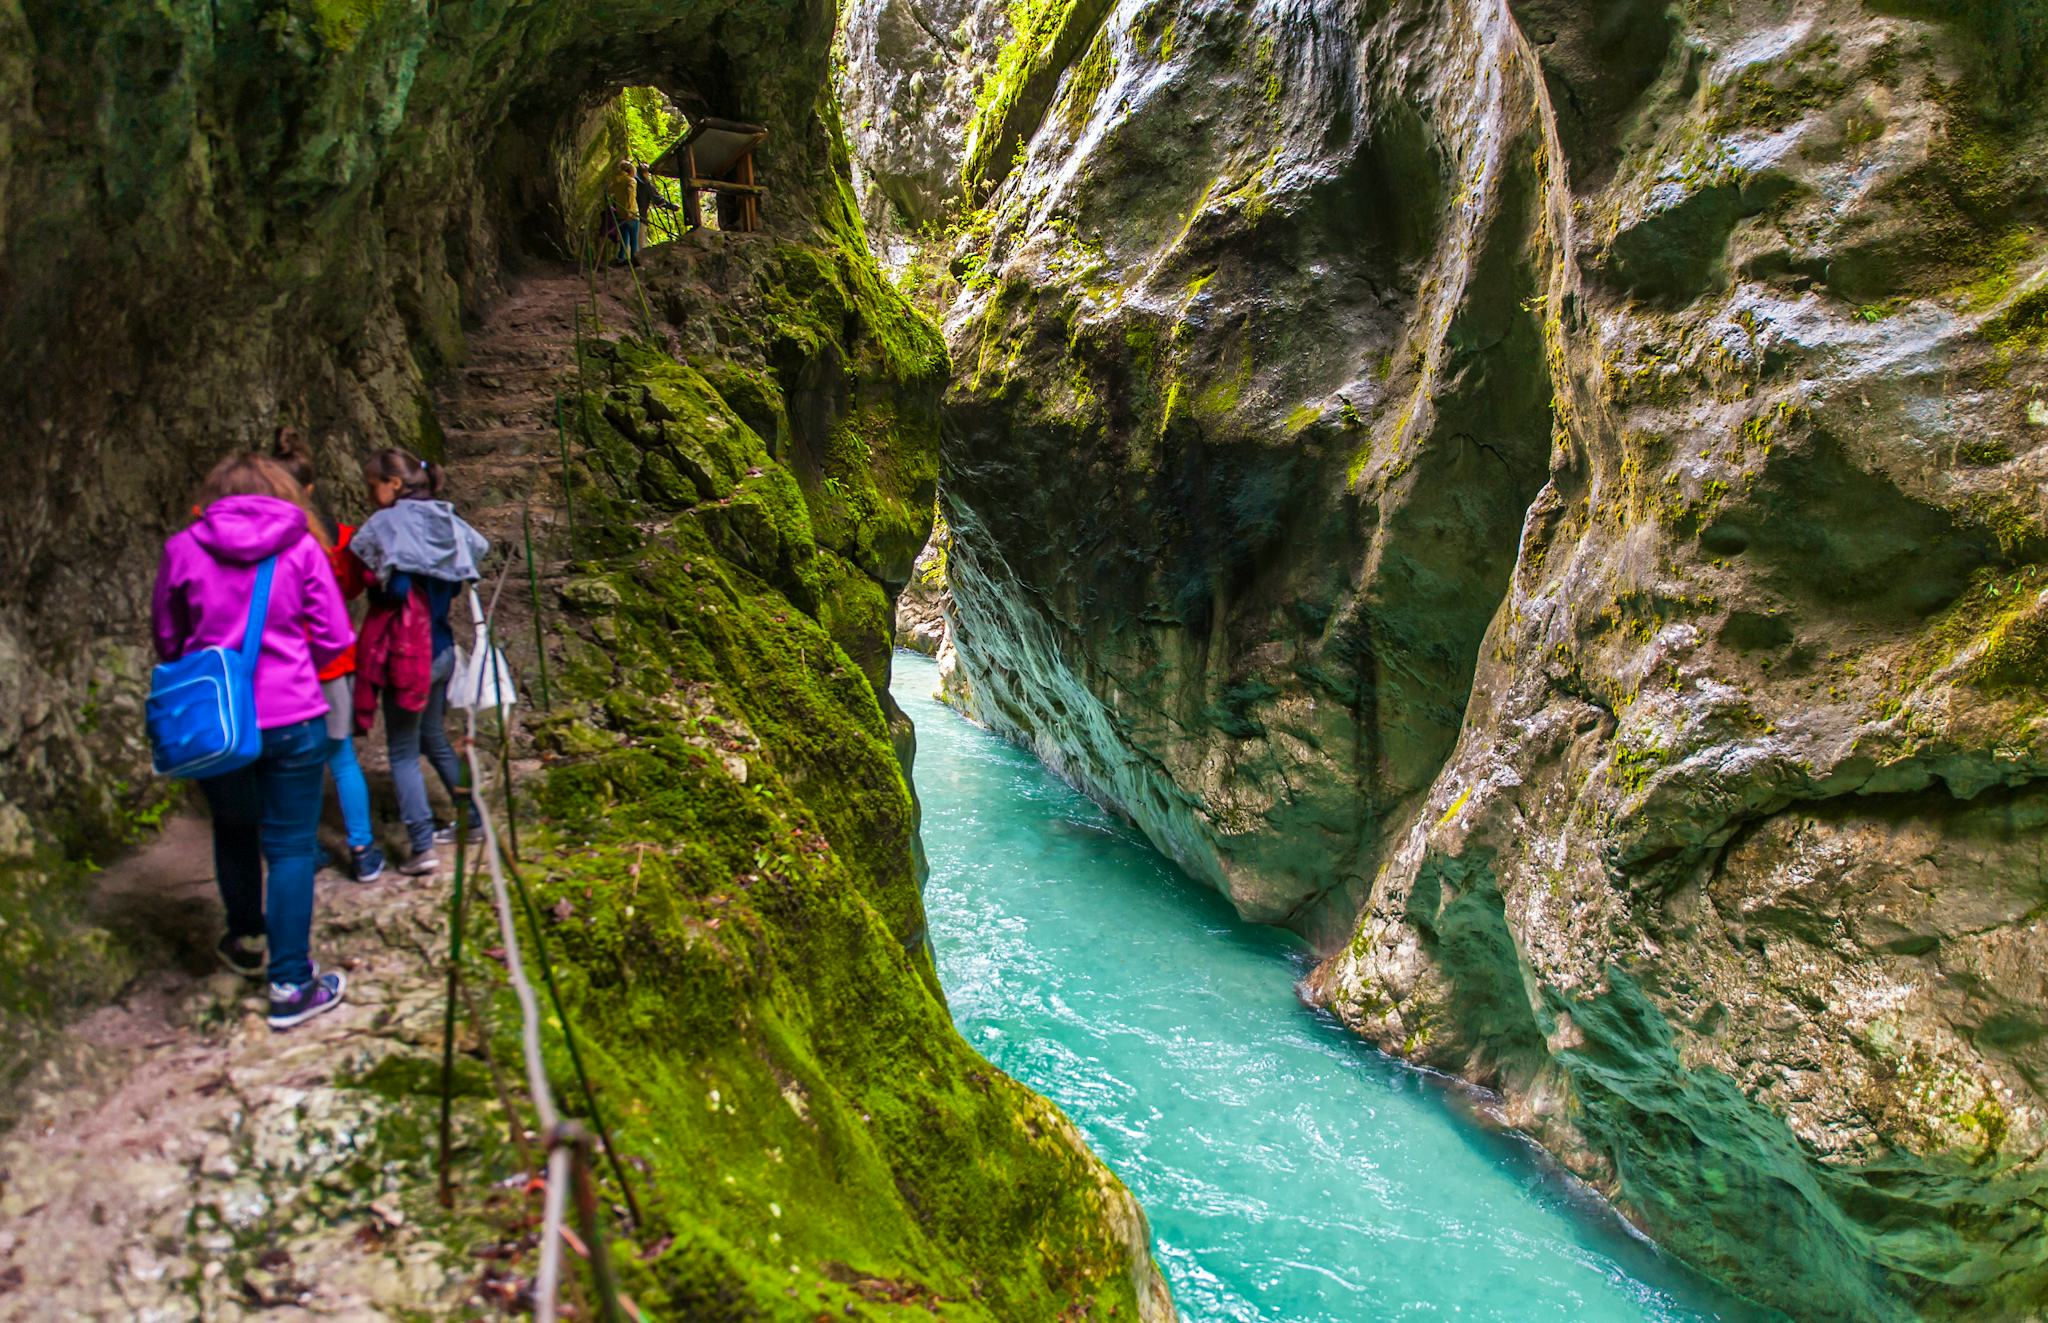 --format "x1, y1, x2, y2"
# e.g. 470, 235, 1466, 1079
892, 651, 1779, 1323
